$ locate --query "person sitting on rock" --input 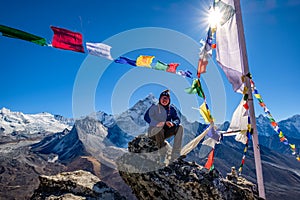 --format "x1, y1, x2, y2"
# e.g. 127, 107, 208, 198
144, 89, 184, 161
